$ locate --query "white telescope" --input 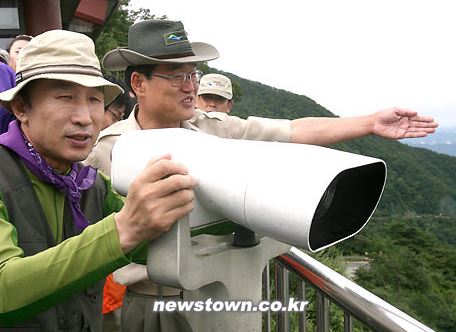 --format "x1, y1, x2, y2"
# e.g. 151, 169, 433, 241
111, 128, 386, 251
